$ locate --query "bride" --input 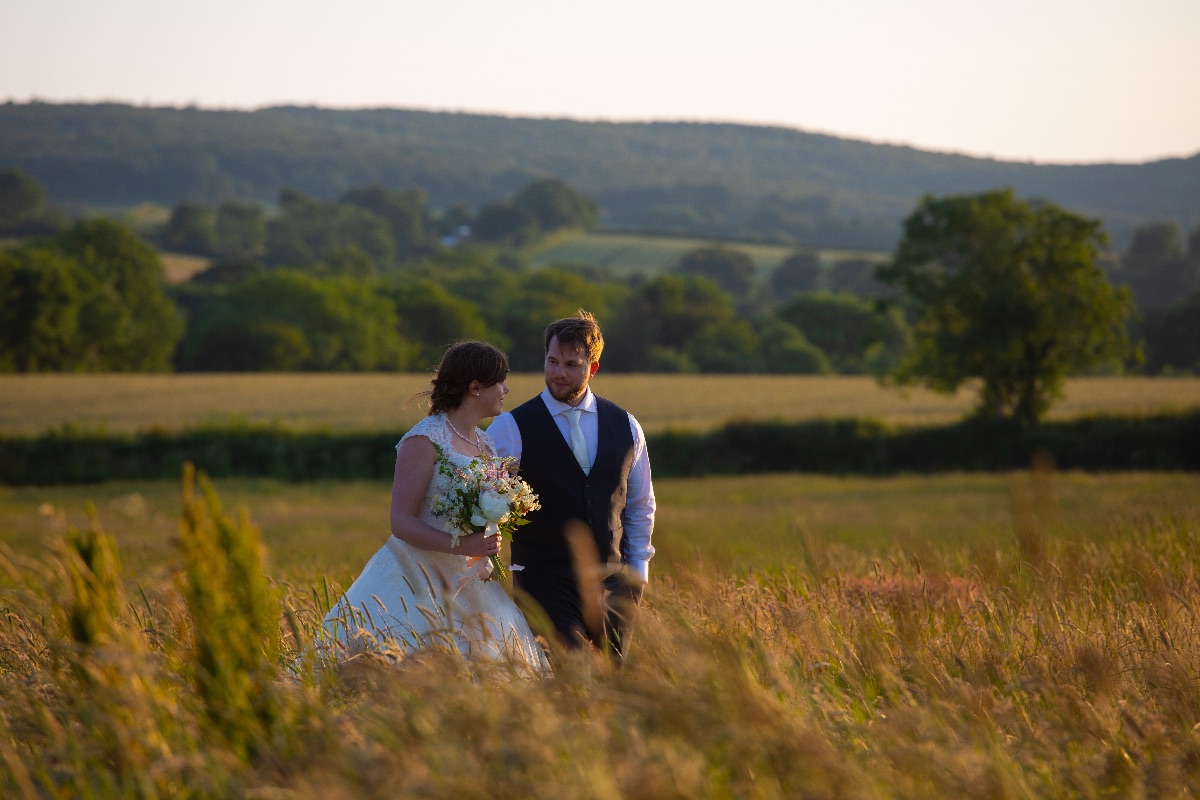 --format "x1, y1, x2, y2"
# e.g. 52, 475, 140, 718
322, 341, 549, 673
